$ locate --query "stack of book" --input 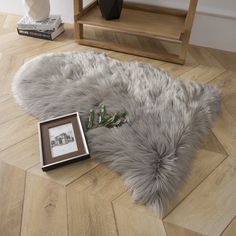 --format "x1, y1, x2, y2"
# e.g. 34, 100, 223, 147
17, 15, 64, 40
